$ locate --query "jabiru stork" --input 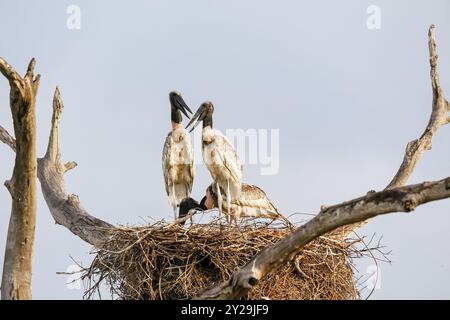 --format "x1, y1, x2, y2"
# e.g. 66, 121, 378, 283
162, 91, 195, 220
